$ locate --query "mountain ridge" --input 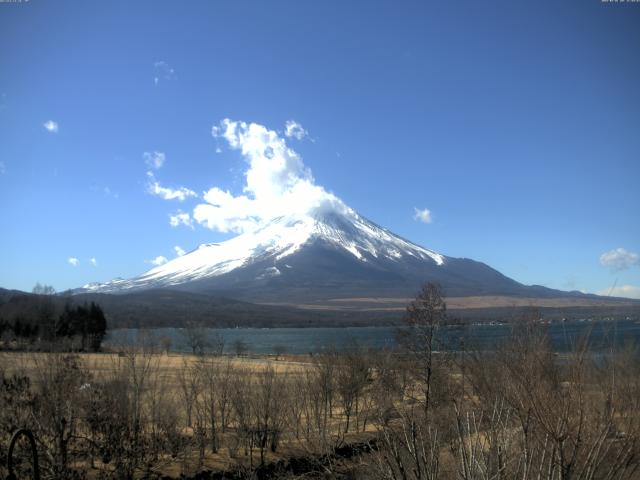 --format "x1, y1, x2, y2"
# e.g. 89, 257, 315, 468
73, 207, 617, 304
